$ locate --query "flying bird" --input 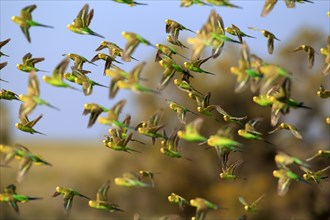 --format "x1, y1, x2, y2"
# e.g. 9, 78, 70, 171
95, 40, 138, 62
238, 194, 265, 212
121, 32, 156, 61
292, 44, 317, 69
90, 53, 122, 75
16, 105, 45, 135
190, 197, 220, 220
248, 27, 280, 54
268, 123, 302, 139
136, 108, 166, 144
17, 52, 46, 73
11, 4, 53, 43
88, 180, 123, 212
177, 118, 207, 142
83, 103, 109, 128
52, 186, 90, 214
112, 0, 148, 6
225, 24, 256, 43
13, 143, 51, 182
0, 184, 42, 213
67, 4, 104, 38
43, 57, 79, 90
0, 89, 20, 101
261, 0, 278, 17
19, 71, 60, 116
168, 193, 190, 210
